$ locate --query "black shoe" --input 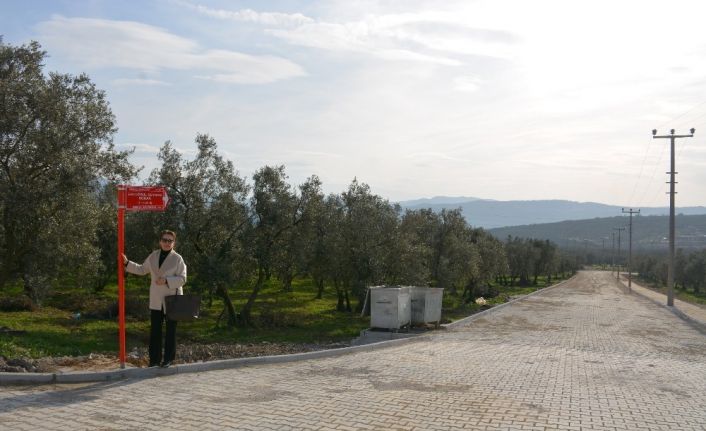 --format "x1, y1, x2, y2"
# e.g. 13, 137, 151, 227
160, 361, 172, 368
148, 362, 160, 368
